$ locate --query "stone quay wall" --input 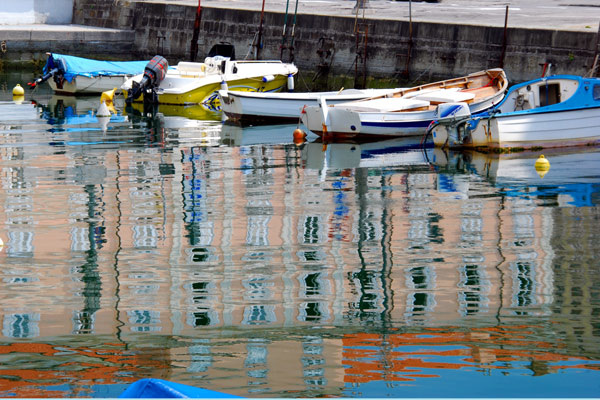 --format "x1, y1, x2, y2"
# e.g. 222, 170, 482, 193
19, 0, 600, 85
